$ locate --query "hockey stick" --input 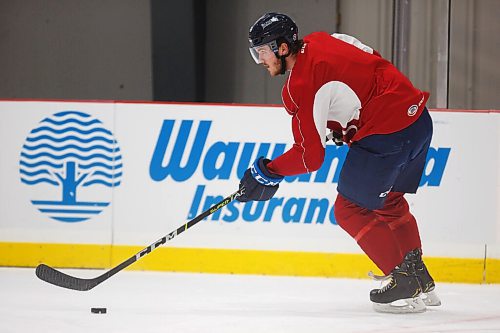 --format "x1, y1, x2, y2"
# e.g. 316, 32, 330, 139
35, 187, 245, 291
